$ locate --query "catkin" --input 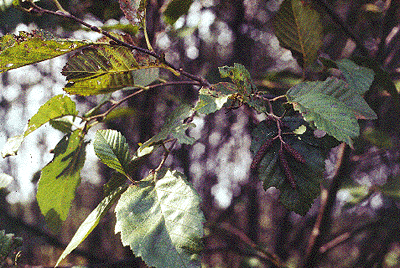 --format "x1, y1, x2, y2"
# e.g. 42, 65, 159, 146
251, 138, 275, 170
279, 150, 296, 189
